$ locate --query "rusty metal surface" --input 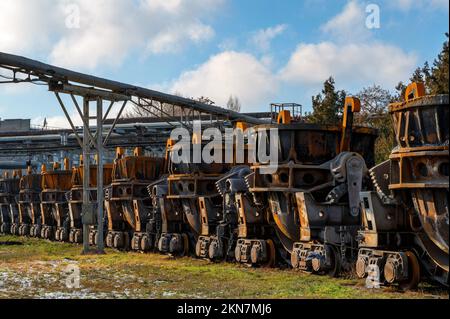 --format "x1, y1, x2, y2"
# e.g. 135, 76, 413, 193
166, 174, 223, 246
247, 116, 376, 273
39, 166, 73, 240
149, 141, 232, 257
66, 164, 113, 244
17, 172, 42, 236
250, 124, 377, 167
357, 88, 449, 288
104, 149, 165, 250
71, 164, 113, 188
389, 94, 449, 272
390, 95, 448, 149
250, 125, 375, 242
0, 173, 20, 234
